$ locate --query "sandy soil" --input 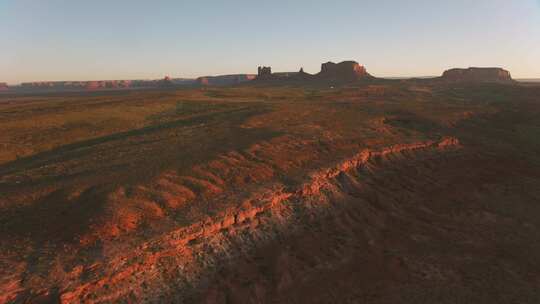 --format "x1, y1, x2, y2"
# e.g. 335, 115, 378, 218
1, 82, 540, 303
